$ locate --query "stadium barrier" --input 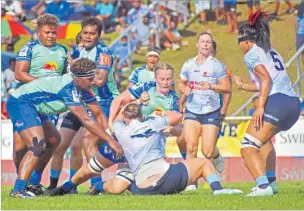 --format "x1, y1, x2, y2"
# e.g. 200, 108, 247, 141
2, 117, 304, 185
